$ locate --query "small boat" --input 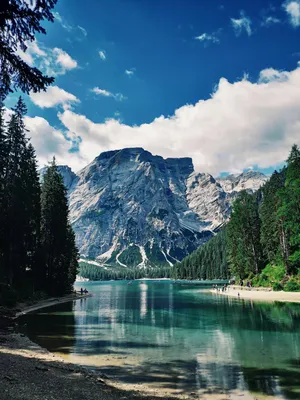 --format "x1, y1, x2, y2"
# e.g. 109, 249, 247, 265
128, 280, 133, 285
